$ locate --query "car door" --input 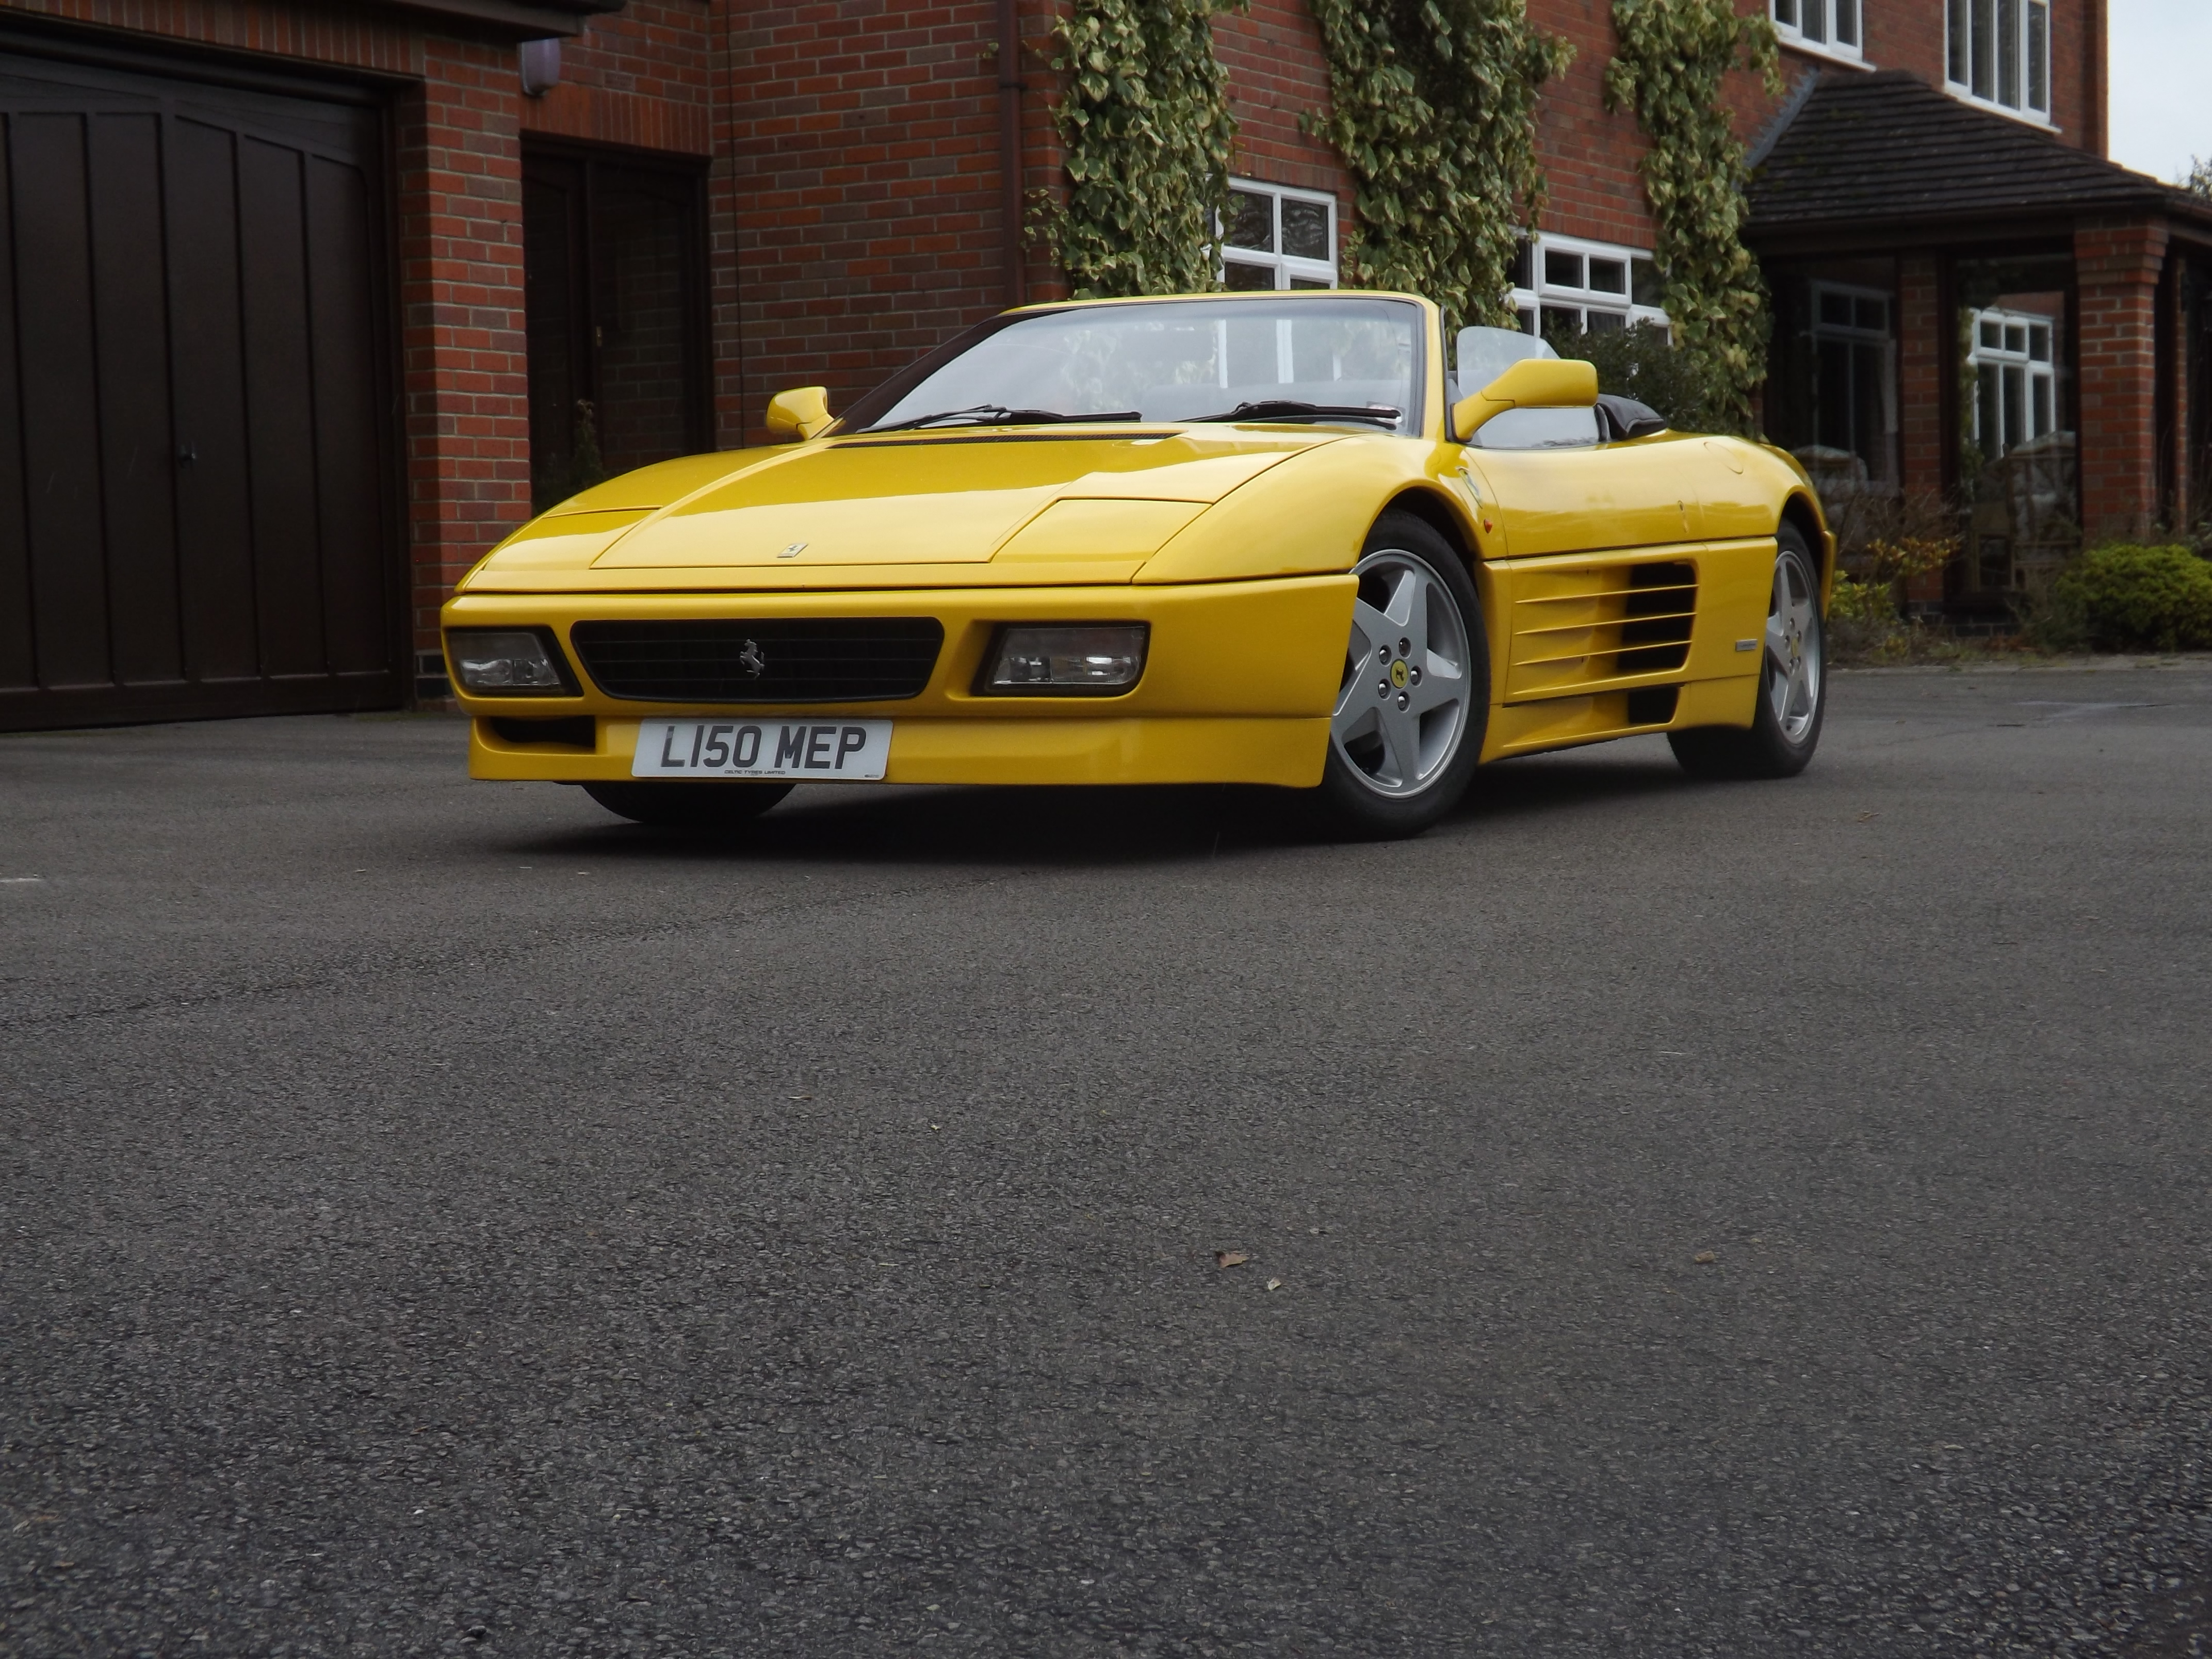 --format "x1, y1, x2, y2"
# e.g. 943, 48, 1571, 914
1458, 416, 1753, 743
